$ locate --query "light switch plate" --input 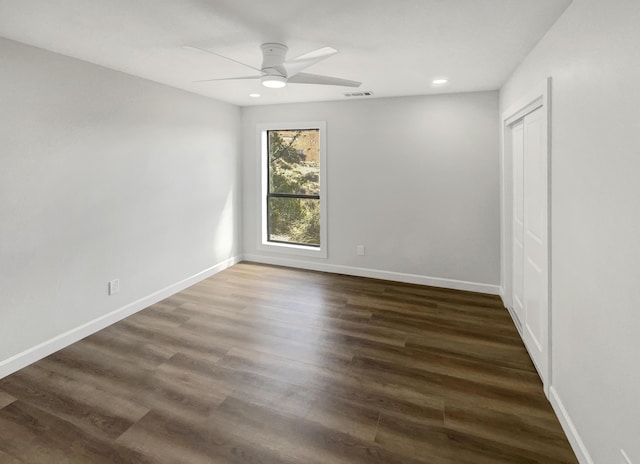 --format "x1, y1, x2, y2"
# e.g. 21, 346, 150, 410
108, 279, 120, 295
